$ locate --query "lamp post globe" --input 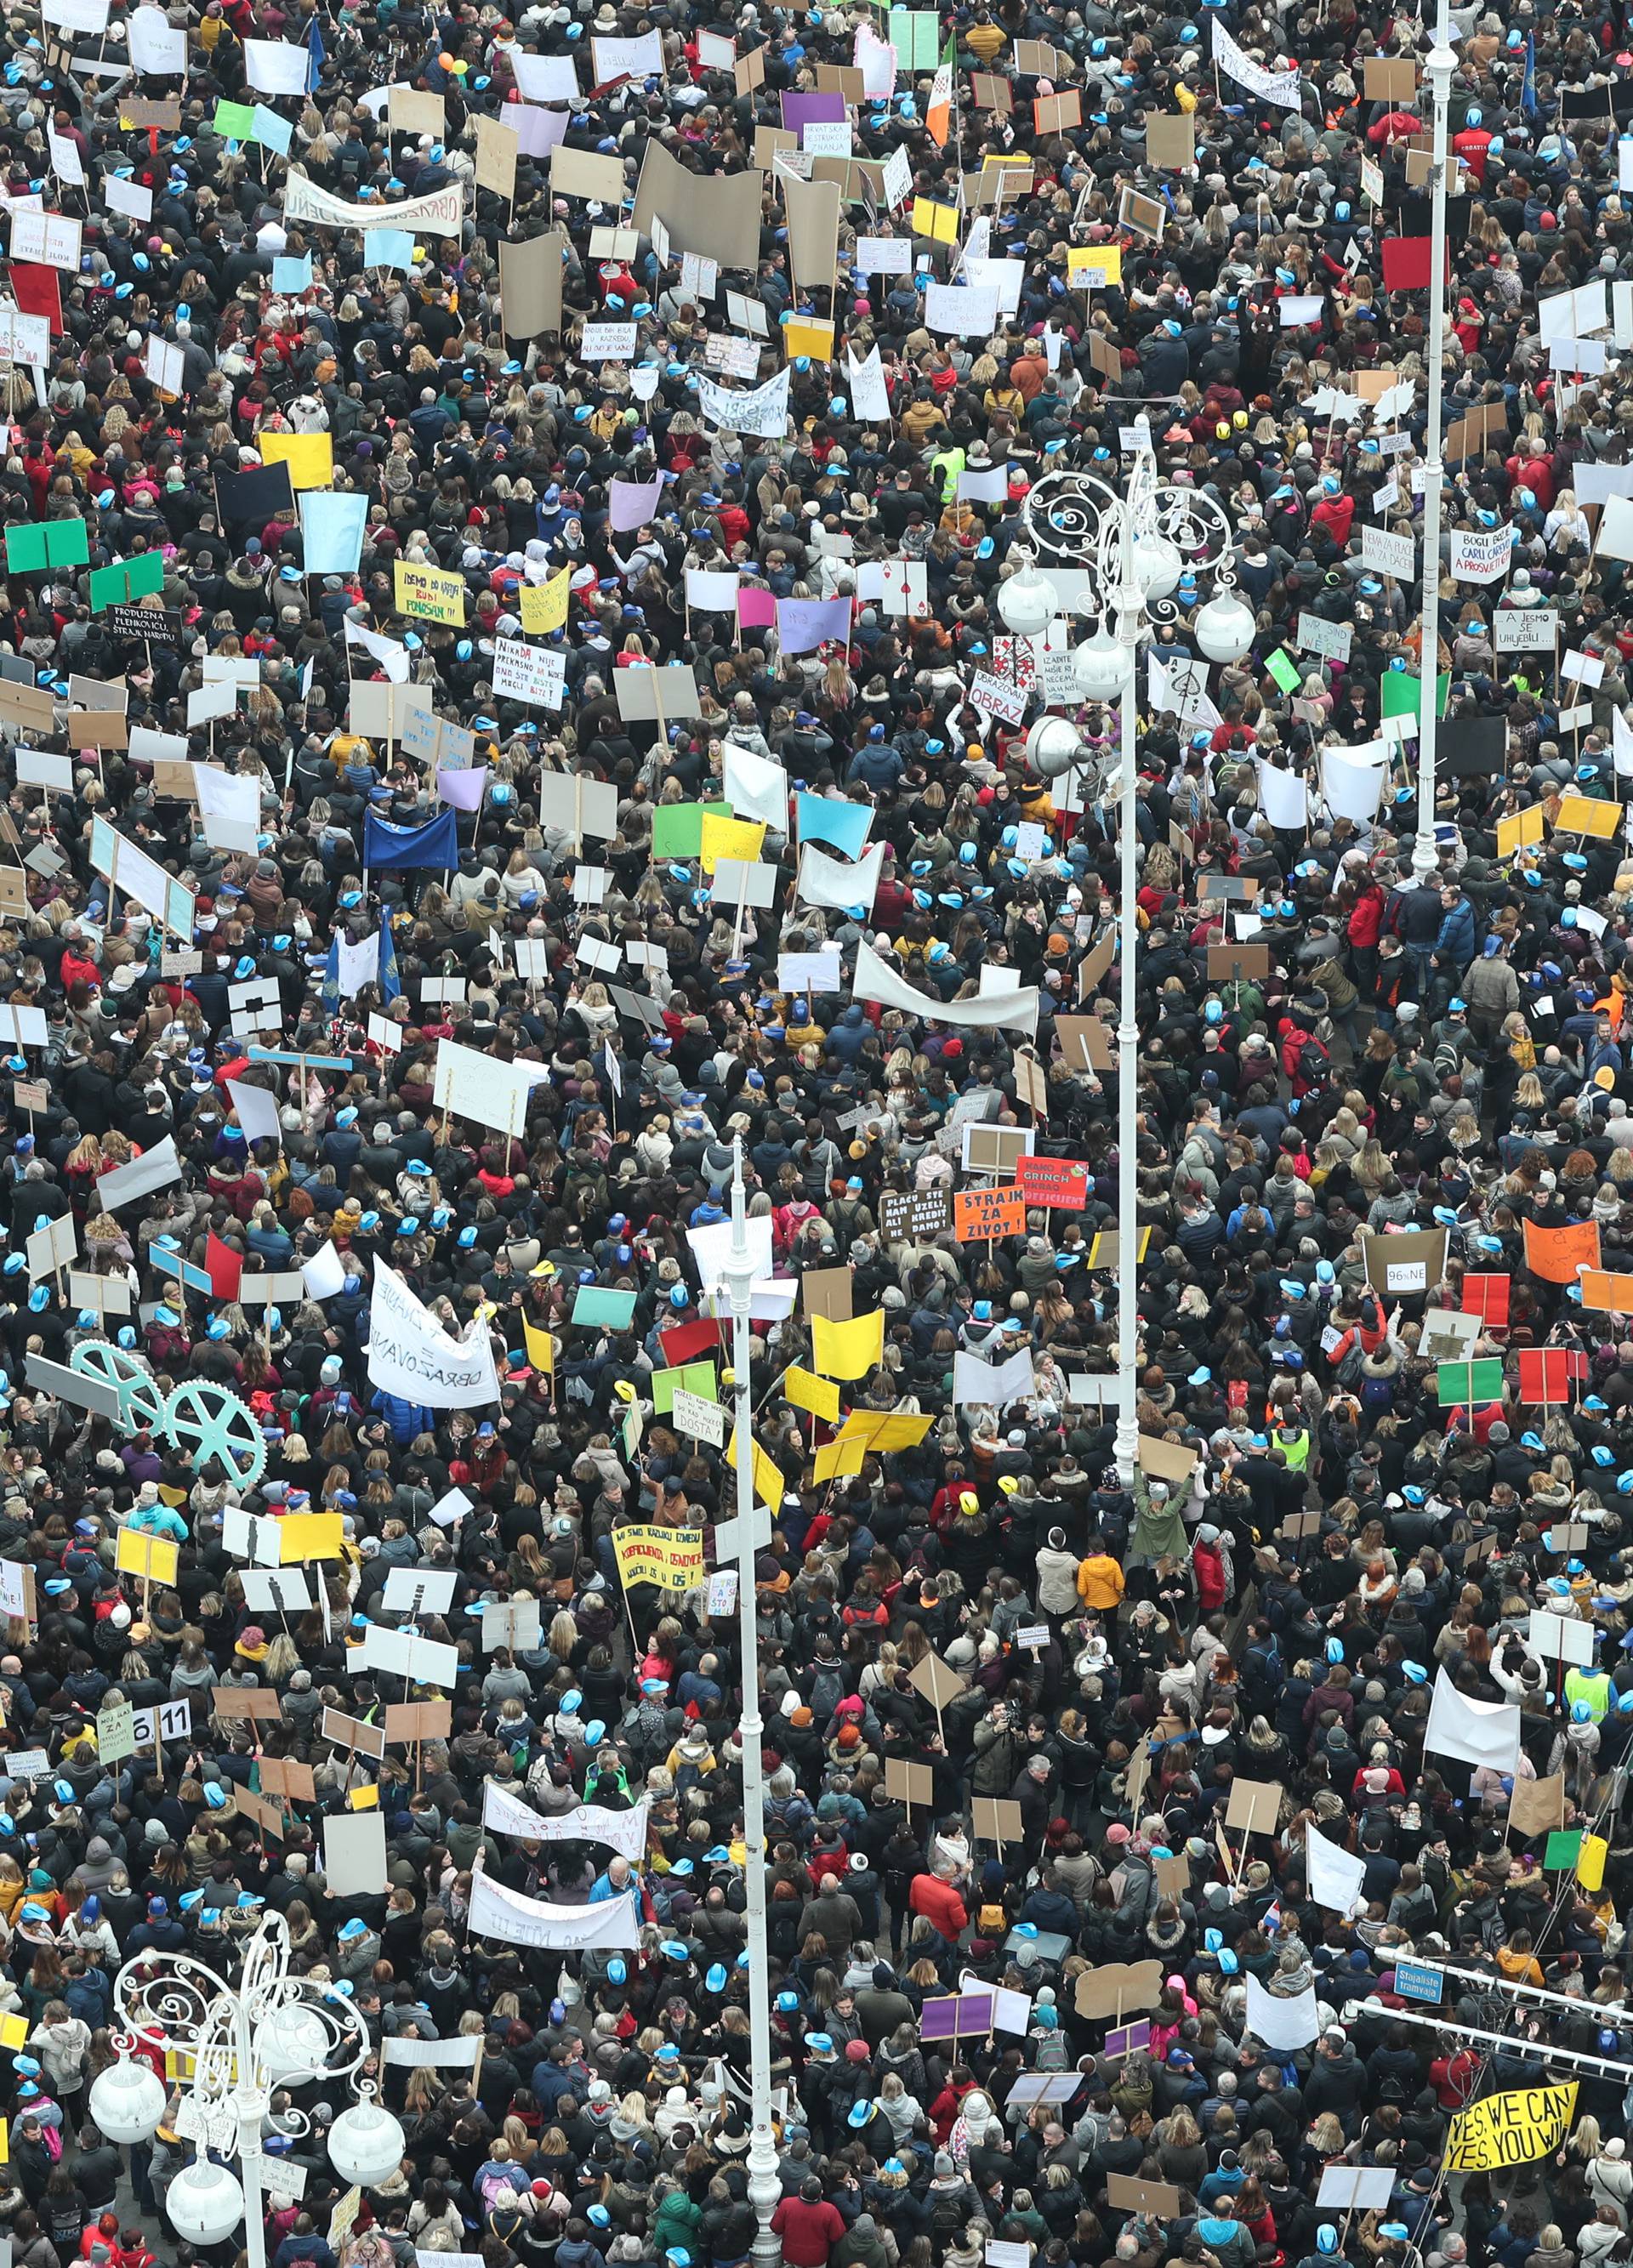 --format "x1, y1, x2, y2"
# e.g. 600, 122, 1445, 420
88, 2058, 167, 2145
327, 2097, 409, 2188
166, 2162, 248, 2247
1193, 590, 1256, 663
1073, 632, 1129, 700
995, 556, 1059, 636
